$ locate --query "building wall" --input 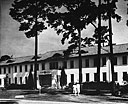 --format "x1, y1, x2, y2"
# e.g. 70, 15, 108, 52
0, 53, 128, 88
